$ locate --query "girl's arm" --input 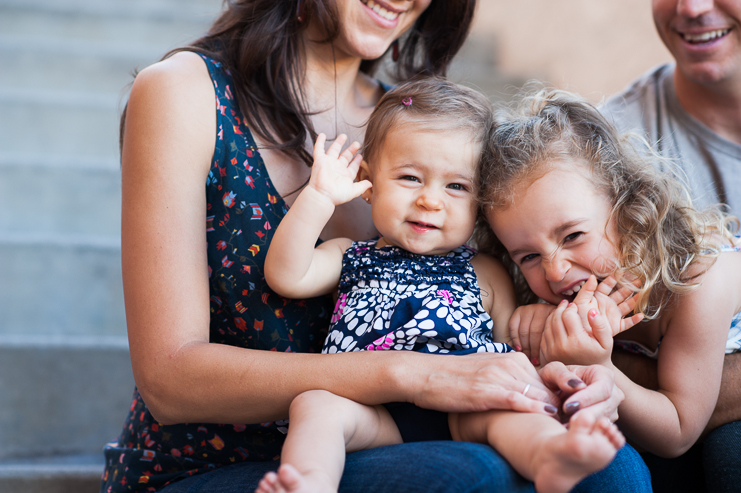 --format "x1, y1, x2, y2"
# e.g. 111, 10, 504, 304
542, 266, 733, 457
122, 52, 578, 428
264, 134, 371, 299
